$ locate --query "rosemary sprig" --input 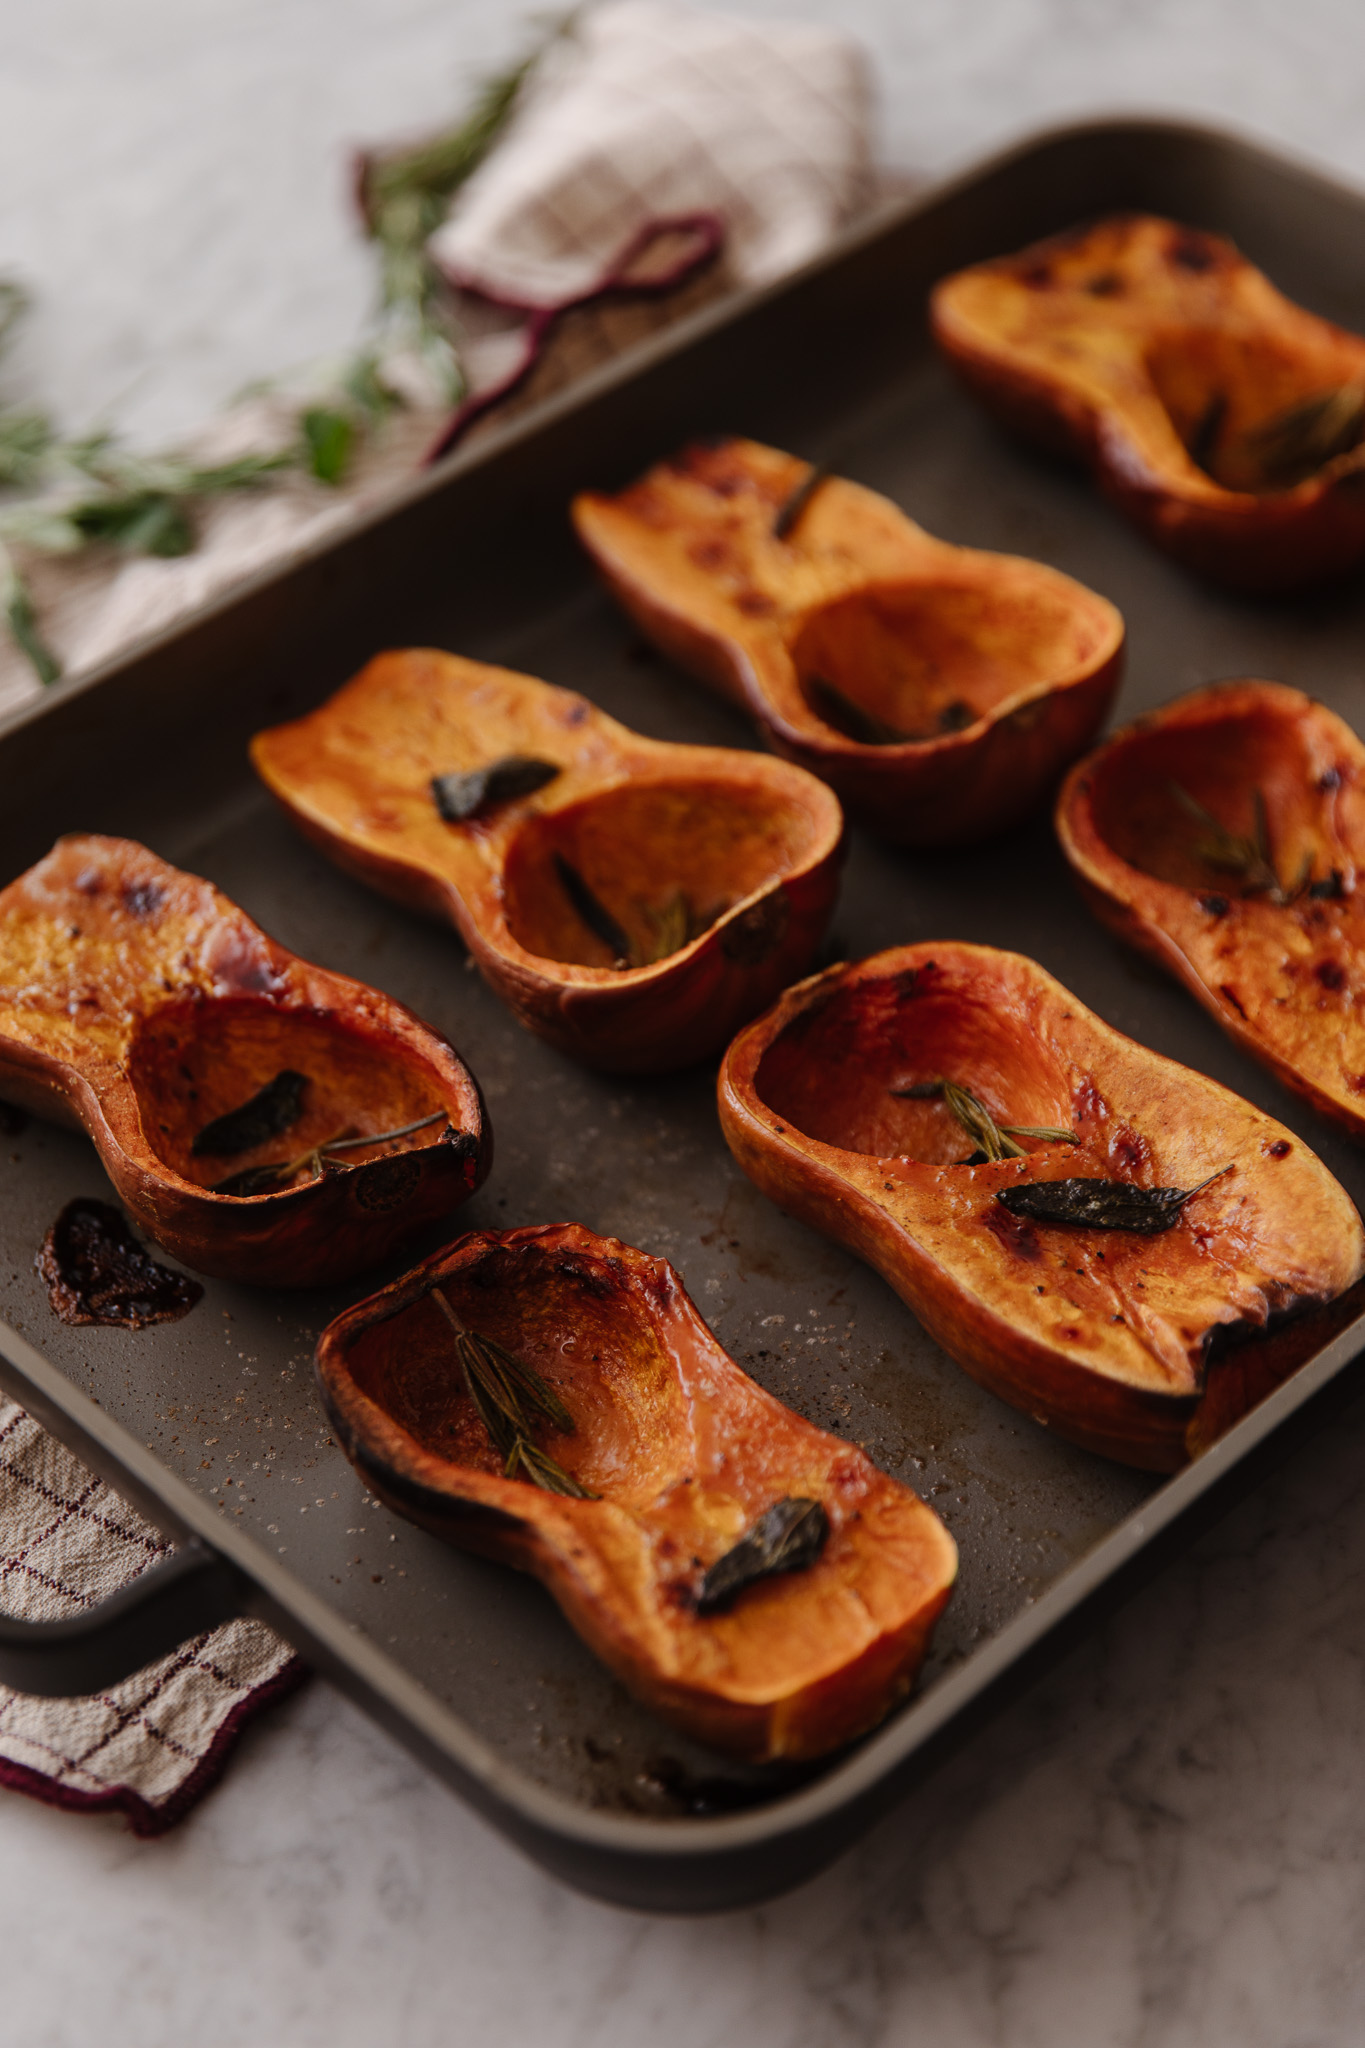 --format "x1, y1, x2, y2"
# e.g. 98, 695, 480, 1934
892, 1077, 1078, 1163
211, 1108, 448, 1196
1169, 782, 1312, 905
429, 1287, 597, 1498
